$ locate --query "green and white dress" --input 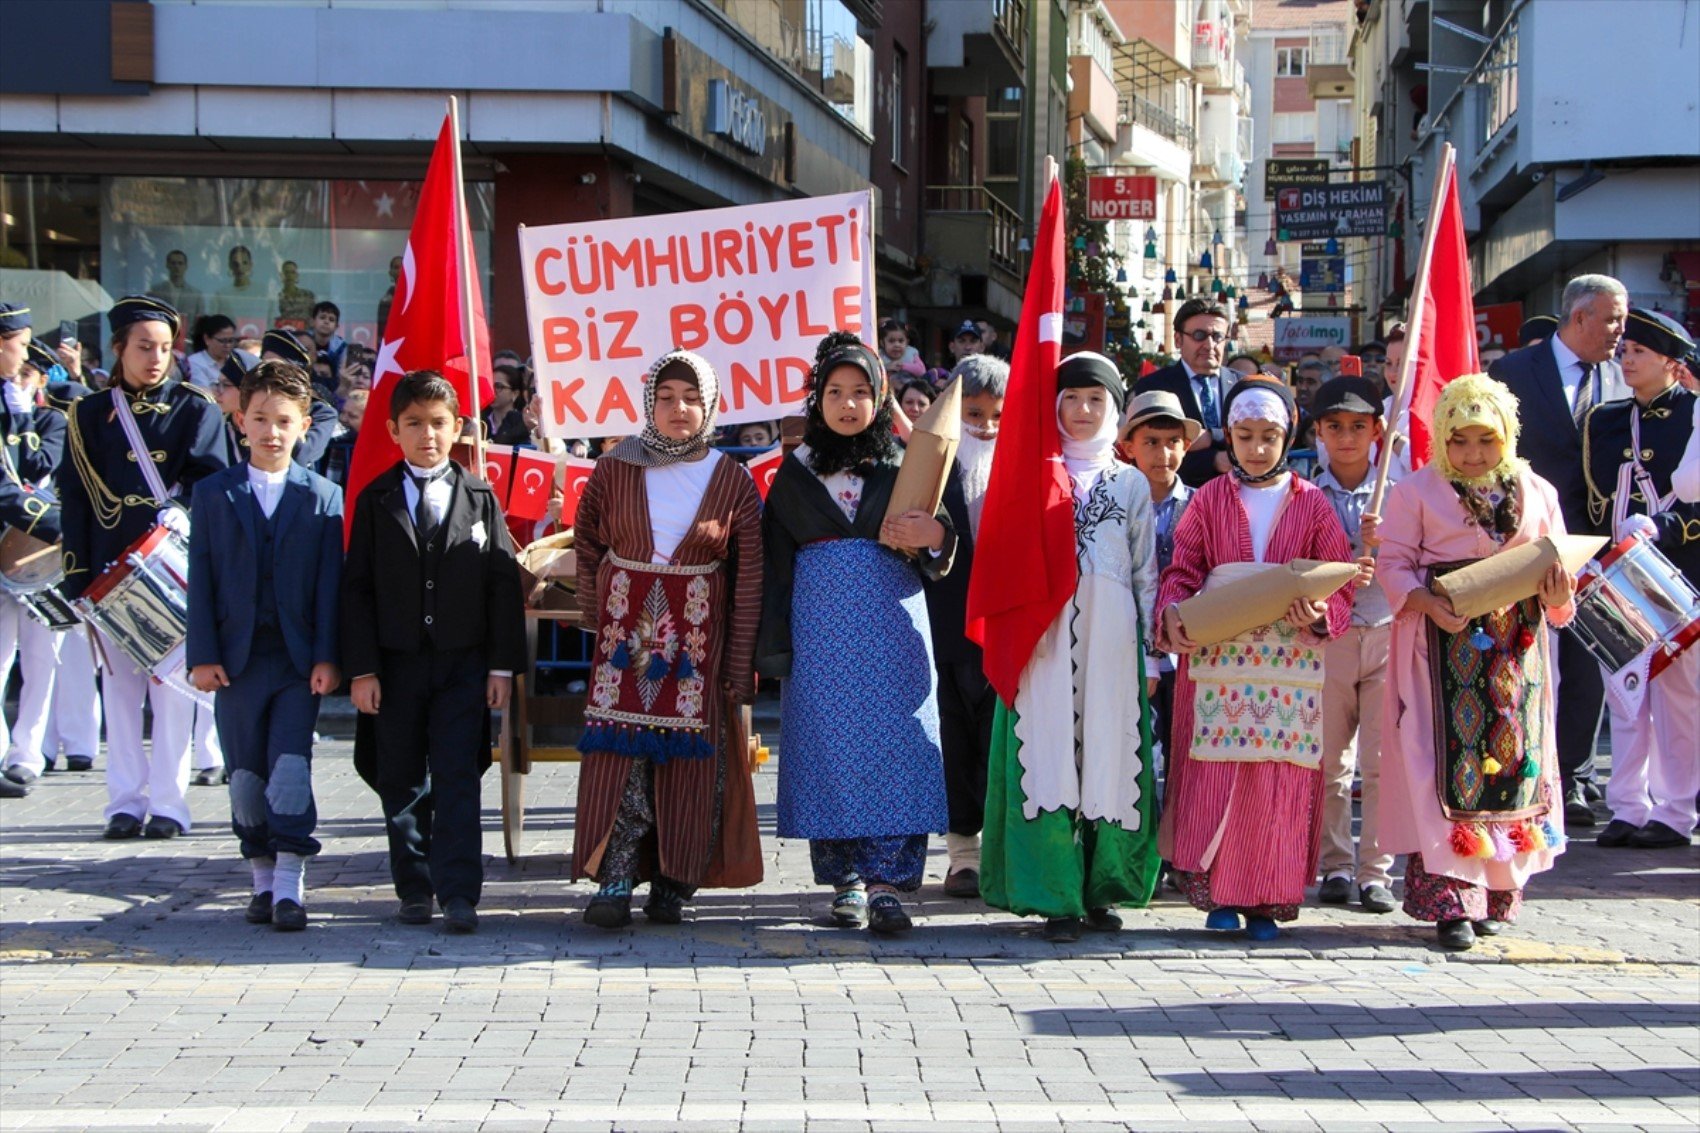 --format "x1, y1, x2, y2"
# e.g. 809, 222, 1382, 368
981, 462, 1163, 918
